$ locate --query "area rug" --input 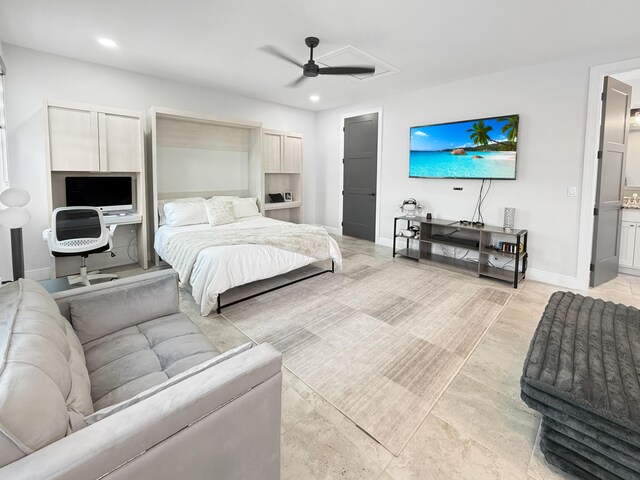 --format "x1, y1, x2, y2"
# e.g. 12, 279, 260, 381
221, 252, 512, 455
